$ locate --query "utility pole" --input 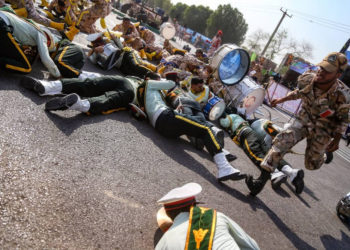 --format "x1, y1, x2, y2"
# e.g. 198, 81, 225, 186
261, 8, 292, 57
